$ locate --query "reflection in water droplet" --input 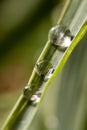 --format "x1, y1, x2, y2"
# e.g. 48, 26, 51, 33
44, 68, 54, 81
35, 60, 53, 76
48, 25, 73, 51
23, 85, 32, 99
30, 91, 41, 106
